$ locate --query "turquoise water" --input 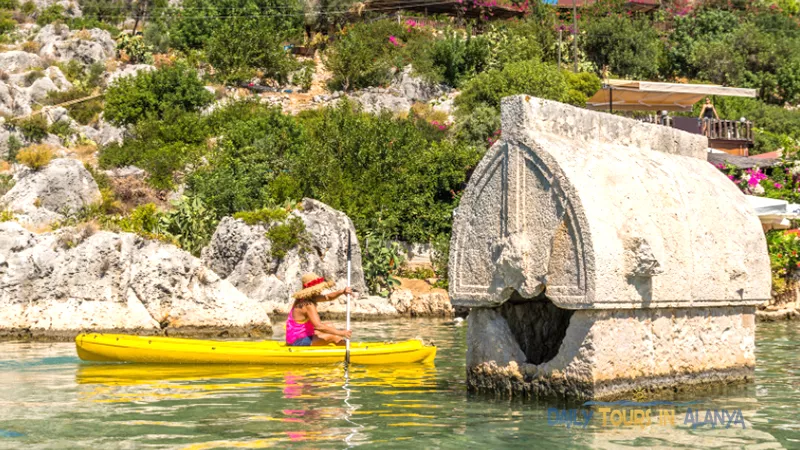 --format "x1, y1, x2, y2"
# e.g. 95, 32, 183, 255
0, 319, 797, 449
